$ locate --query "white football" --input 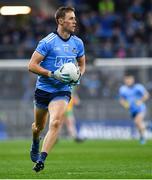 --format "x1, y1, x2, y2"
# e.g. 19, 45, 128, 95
60, 62, 80, 82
